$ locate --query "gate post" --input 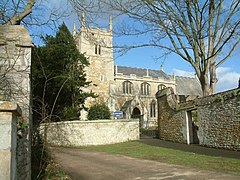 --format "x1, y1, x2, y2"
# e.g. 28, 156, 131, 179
0, 101, 21, 180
